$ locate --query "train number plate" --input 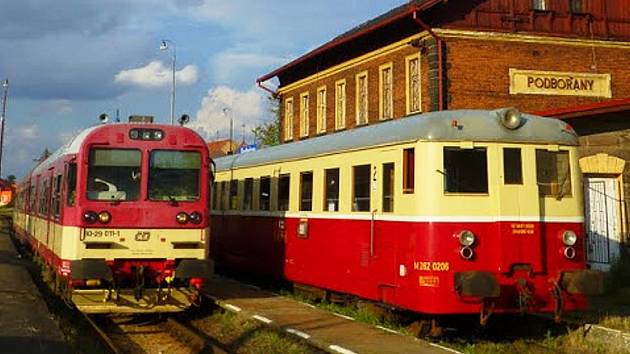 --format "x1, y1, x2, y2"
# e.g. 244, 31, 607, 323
83, 229, 121, 238
134, 231, 151, 241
